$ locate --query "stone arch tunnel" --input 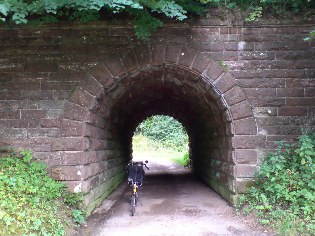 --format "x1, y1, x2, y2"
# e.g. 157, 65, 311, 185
0, 20, 314, 214
56, 50, 257, 213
